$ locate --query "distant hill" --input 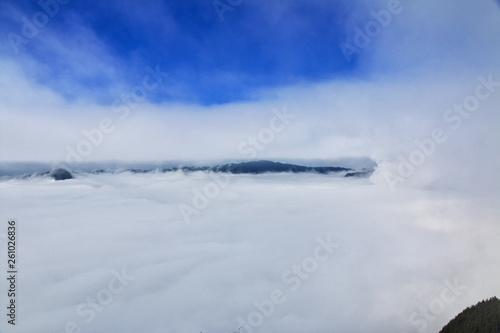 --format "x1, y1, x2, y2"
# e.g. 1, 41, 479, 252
209, 160, 351, 174
4, 160, 375, 180
1, 159, 378, 178
439, 296, 500, 333
48, 168, 73, 180
345, 170, 372, 178
161, 160, 353, 174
